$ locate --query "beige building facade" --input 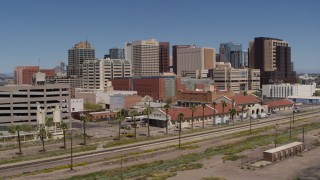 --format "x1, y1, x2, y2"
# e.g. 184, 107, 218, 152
212, 62, 260, 94
0, 84, 71, 129
177, 47, 216, 77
